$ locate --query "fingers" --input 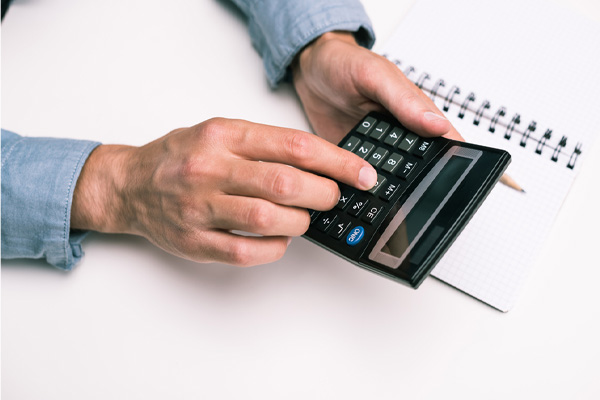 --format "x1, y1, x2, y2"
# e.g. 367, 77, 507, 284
210, 194, 310, 237
224, 120, 377, 191
221, 159, 341, 211
356, 55, 455, 138
201, 230, 291, 267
